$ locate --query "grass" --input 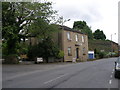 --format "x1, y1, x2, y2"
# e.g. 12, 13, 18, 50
88, 39, 118, 53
